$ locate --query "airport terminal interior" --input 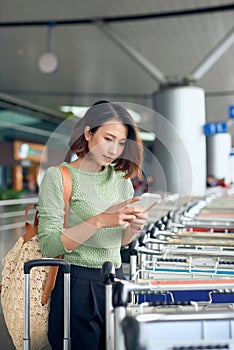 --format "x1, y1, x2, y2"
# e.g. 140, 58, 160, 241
0, 1, 234, 349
